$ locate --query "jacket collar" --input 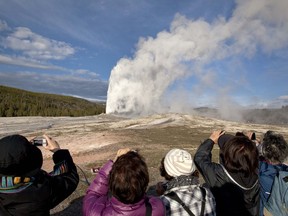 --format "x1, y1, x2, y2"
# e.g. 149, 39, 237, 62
110, 195, 147, 212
